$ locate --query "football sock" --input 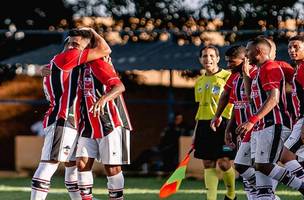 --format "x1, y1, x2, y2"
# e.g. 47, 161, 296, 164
204, 168, 218, 200
107, 171, 124, 200
65, 166, 81, 200
222, 167, 236, 199
78, 171, 94, 200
